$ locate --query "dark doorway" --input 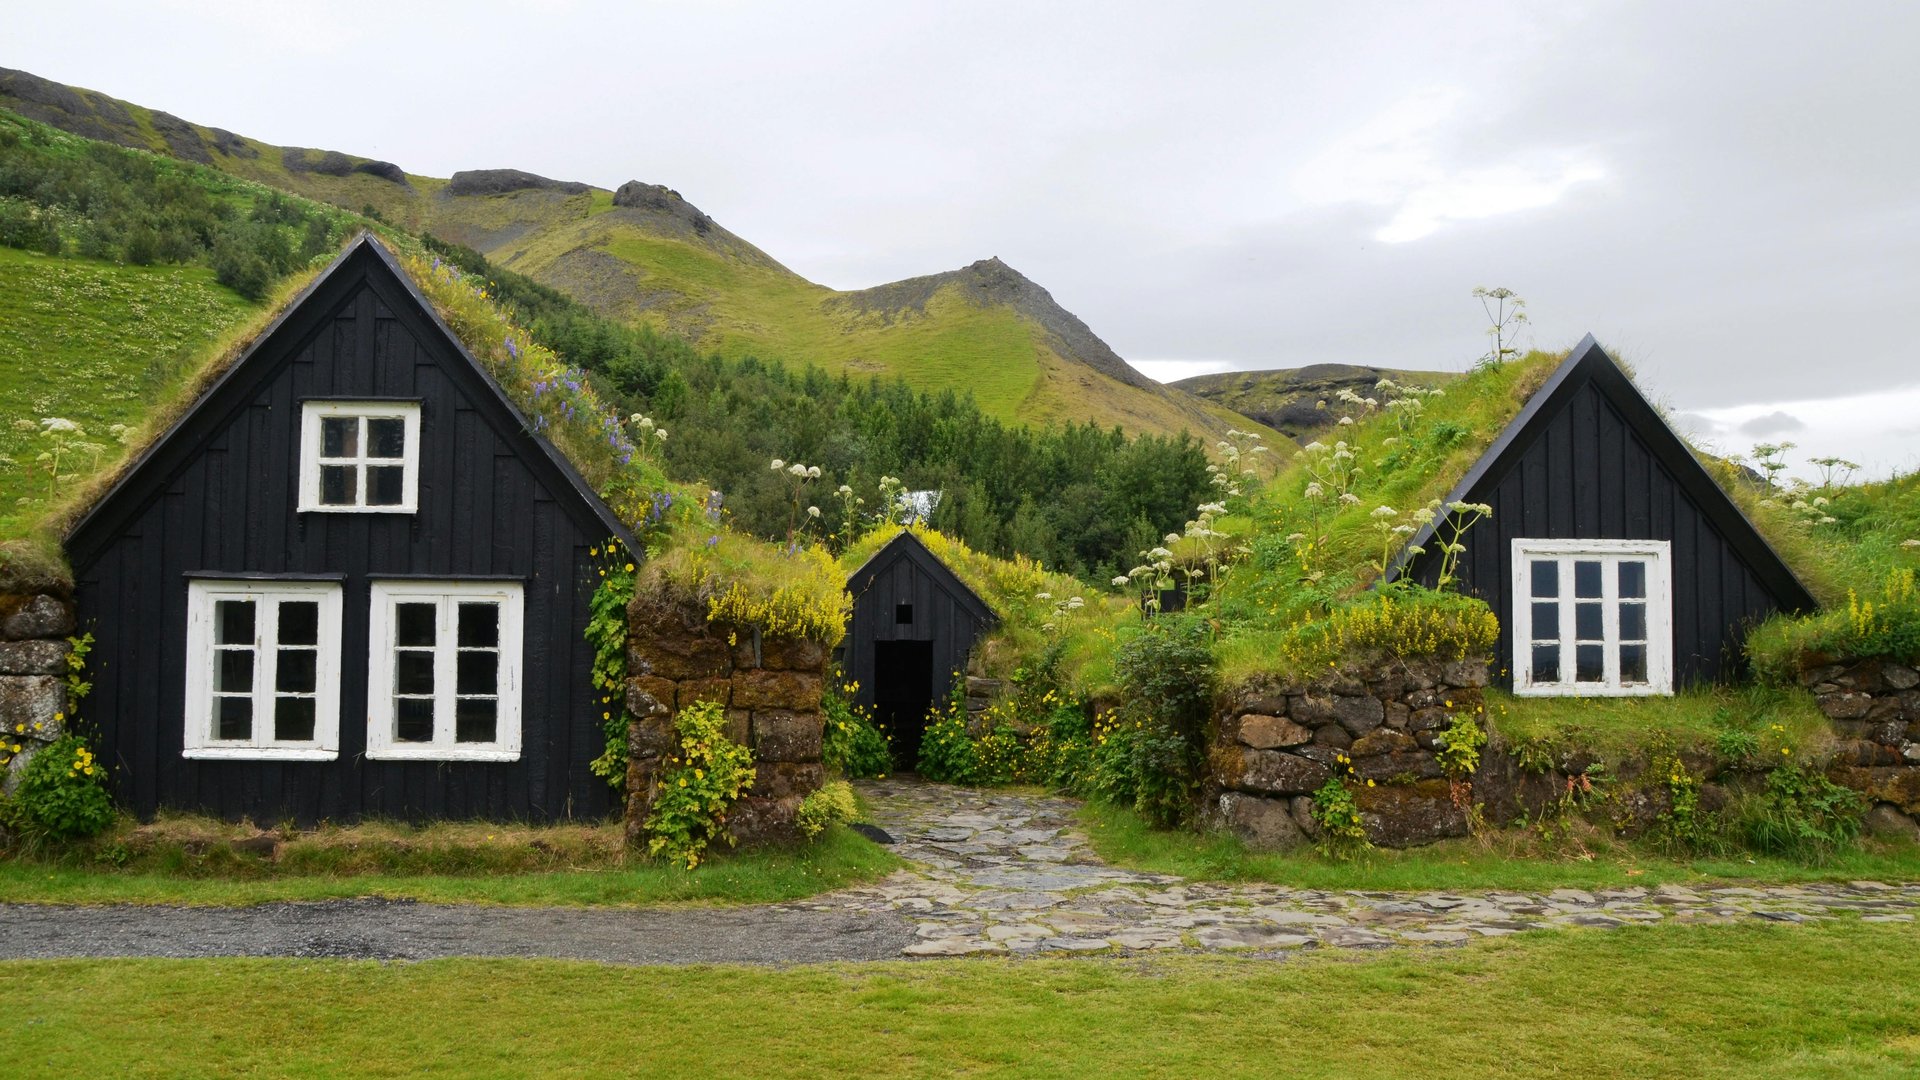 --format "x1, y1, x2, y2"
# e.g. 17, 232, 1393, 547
872, 640, 934, 770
